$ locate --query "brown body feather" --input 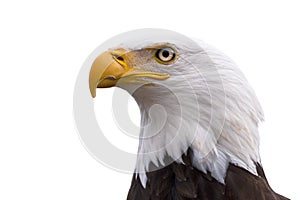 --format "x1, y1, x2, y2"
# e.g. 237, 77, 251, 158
127, 149, 288, 200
